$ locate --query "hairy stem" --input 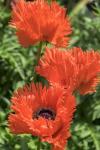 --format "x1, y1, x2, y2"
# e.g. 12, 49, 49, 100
37, 138, 41, 150
36, 42, 43, 65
